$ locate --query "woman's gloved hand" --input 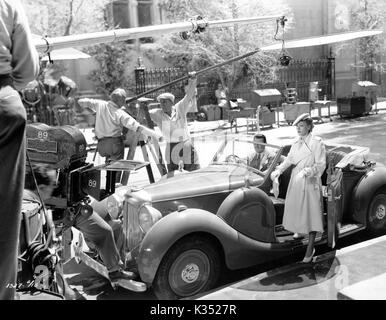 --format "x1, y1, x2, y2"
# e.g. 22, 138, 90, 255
271, 170, 281, 181
300, 167, 313, 178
